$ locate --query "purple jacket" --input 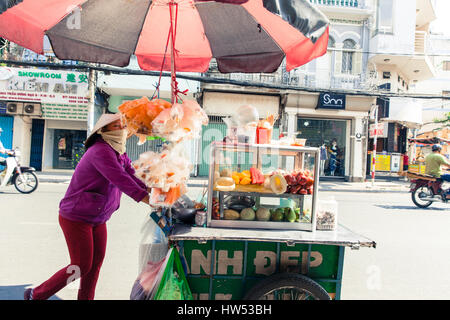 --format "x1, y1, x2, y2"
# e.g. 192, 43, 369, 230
59, 138, 148, 225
